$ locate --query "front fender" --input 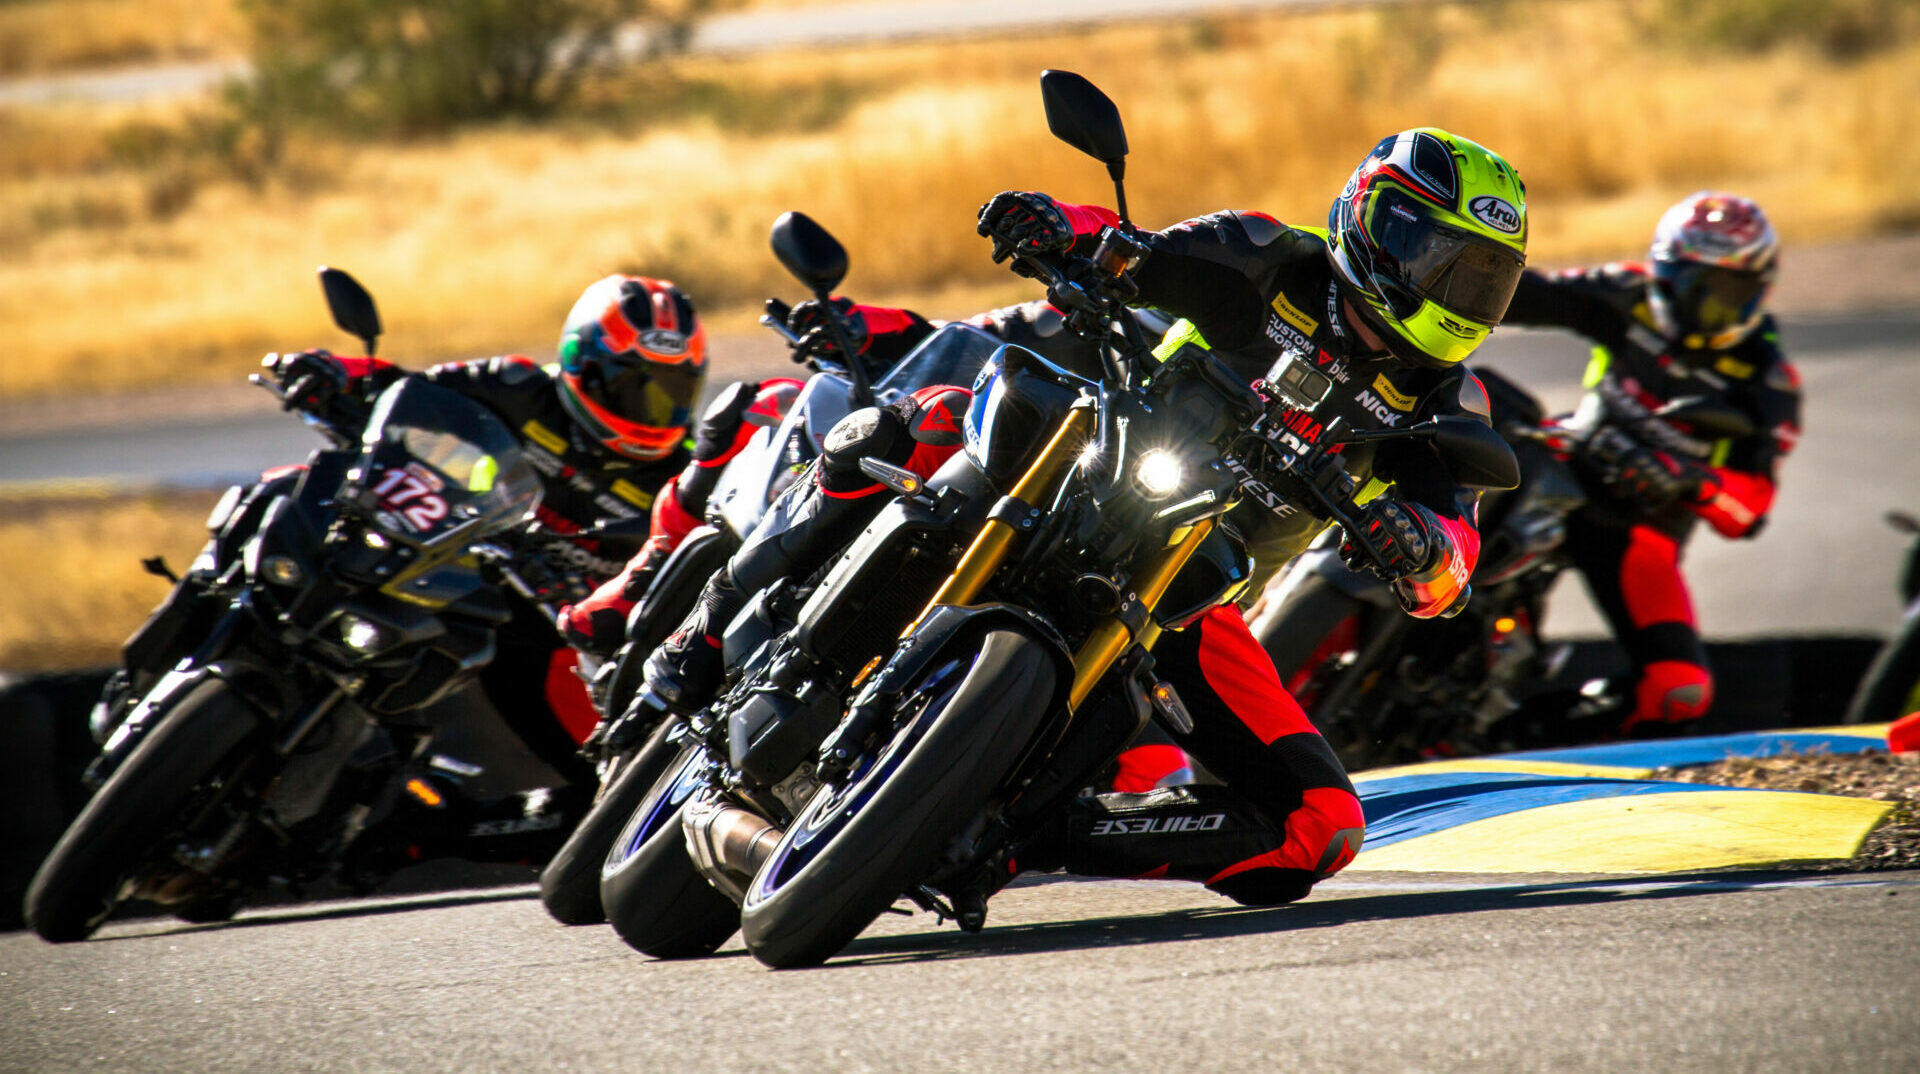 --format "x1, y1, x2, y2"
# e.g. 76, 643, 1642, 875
859, 603, 1073, 711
